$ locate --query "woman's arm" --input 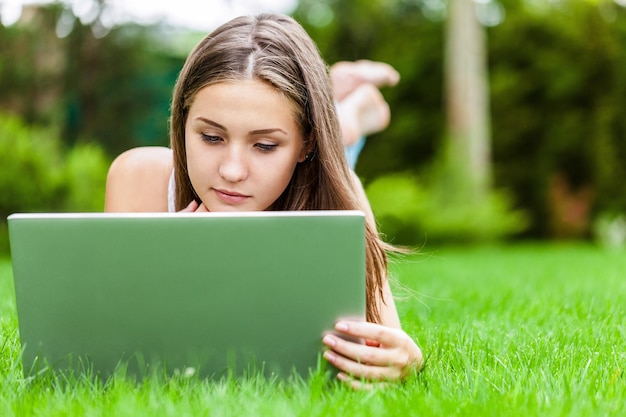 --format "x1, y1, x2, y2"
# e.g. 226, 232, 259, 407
104, 147, 173, 212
